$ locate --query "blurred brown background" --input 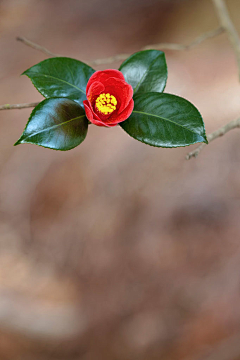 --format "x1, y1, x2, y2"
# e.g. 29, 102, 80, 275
1, 0, 240, 359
